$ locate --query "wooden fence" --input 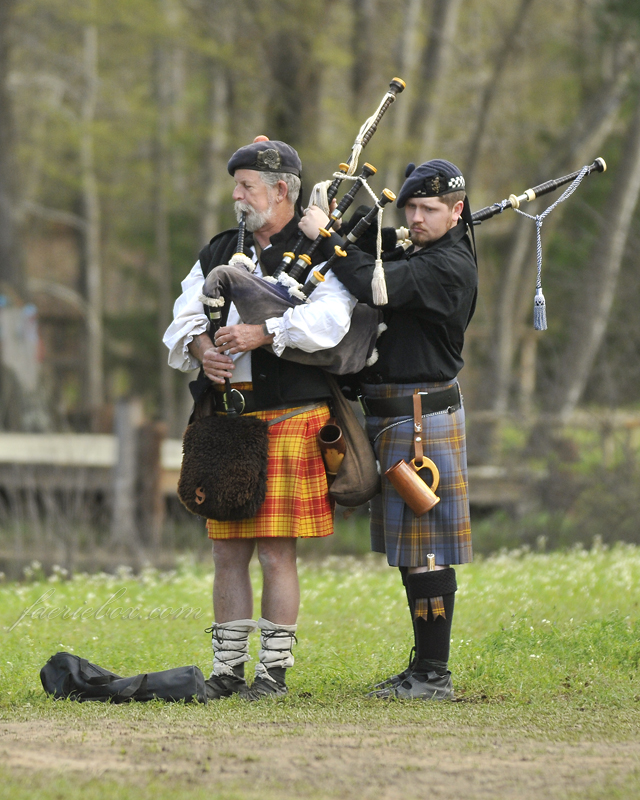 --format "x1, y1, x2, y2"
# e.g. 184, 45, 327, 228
0, 405, 637, 539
